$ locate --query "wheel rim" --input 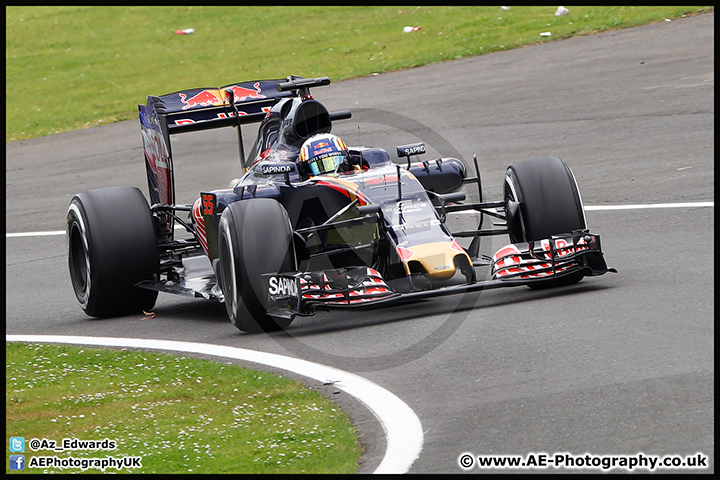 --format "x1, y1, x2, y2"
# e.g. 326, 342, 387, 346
504, 175, 523, 243
219, 227, 238, 321
68, 220, 90, 305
